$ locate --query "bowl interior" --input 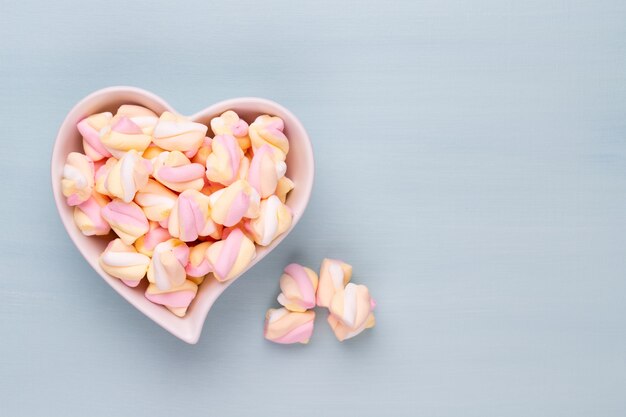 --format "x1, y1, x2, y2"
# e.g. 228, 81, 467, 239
51, 87, 314, 343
